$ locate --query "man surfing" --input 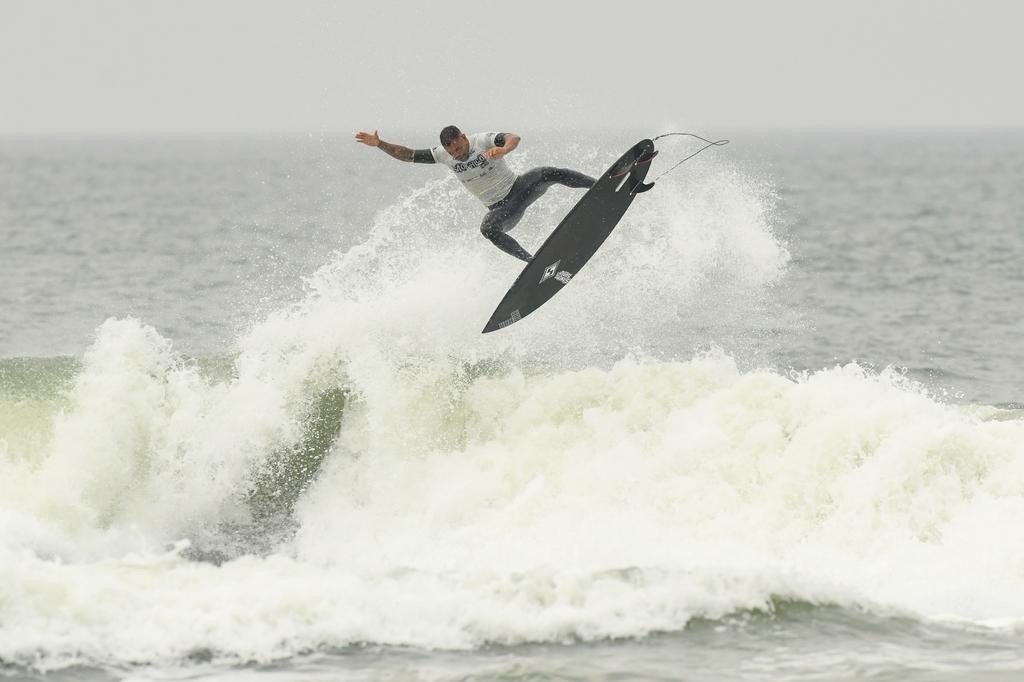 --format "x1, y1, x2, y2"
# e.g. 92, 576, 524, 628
354, 125, 595, 262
